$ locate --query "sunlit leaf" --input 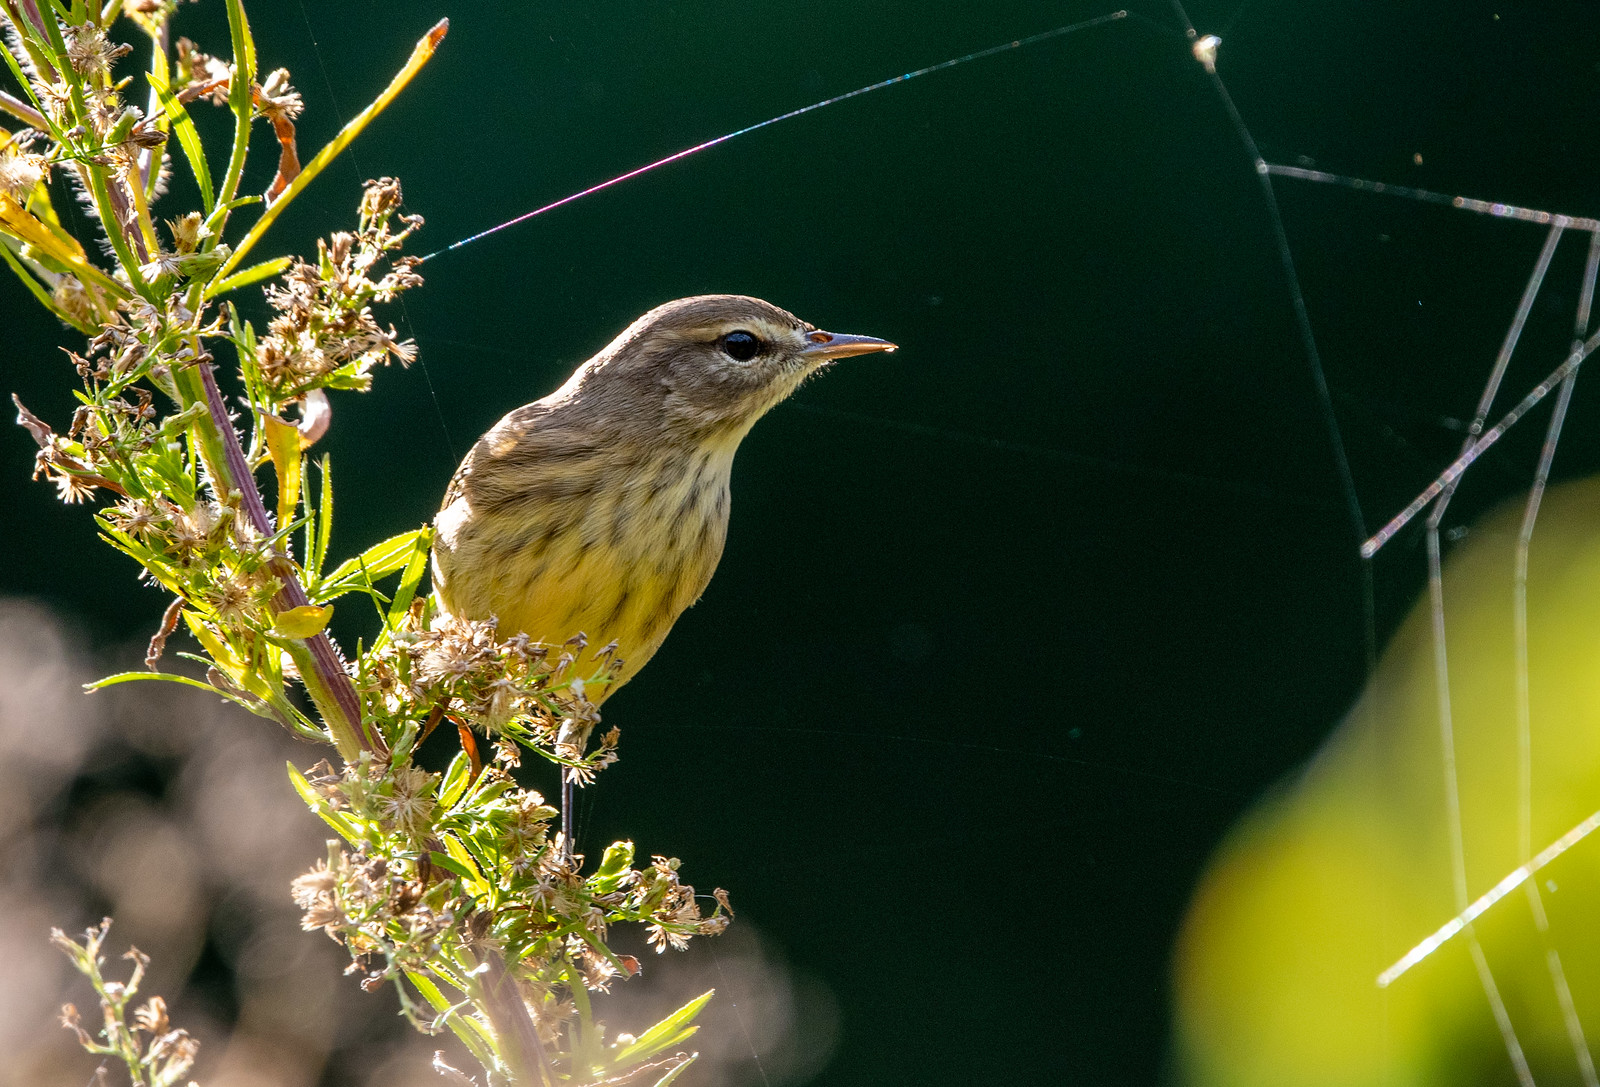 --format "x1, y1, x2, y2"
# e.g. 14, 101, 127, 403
210, 255, 291, 297
612, 991, 714, 1065
272, 603, 333, 638
261, 412, 305, 535
215, 18, 448, 279
146, 70, 214, 212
